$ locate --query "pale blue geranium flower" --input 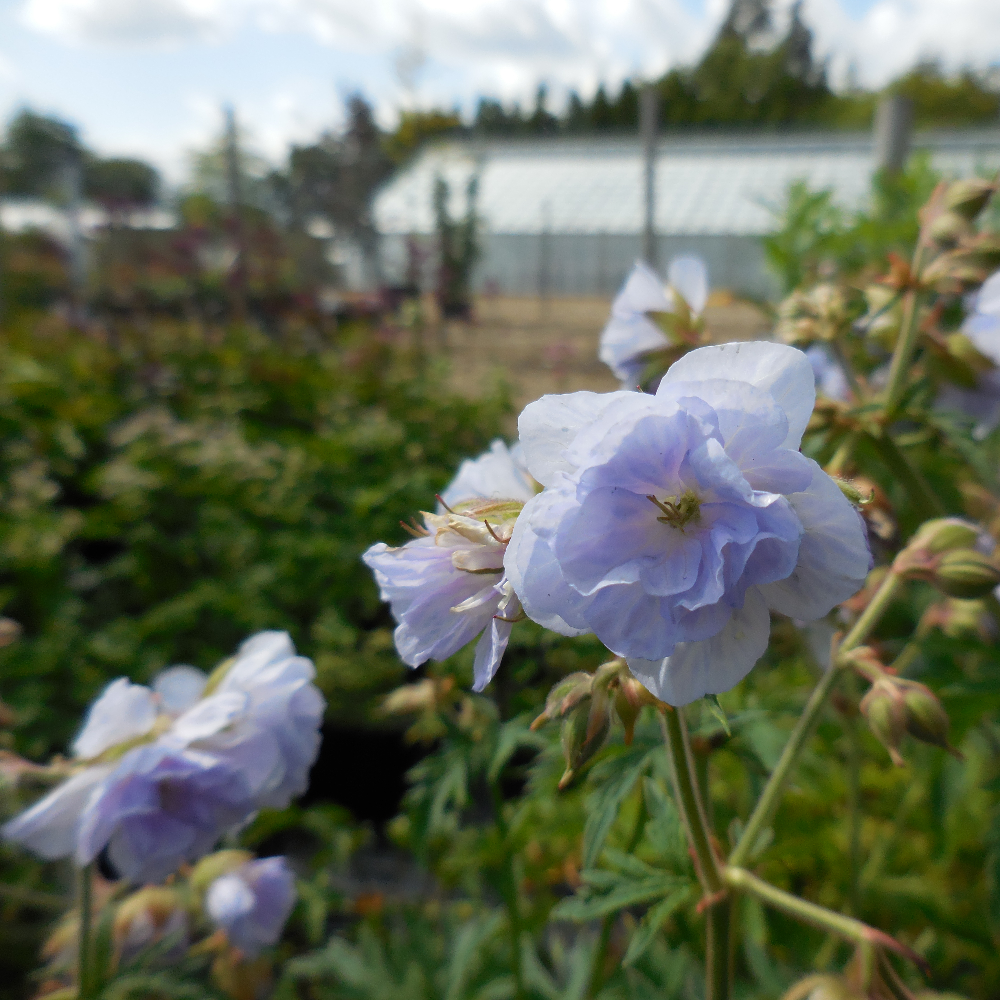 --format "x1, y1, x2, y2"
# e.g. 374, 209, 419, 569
364, 441, 535, 690
599, 257, 708, 387
76, 744, 254, 884
206, 856, 296, 956
3, 632, 324, 880
937, 269, 1000, 435
505, 341, 871, 705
